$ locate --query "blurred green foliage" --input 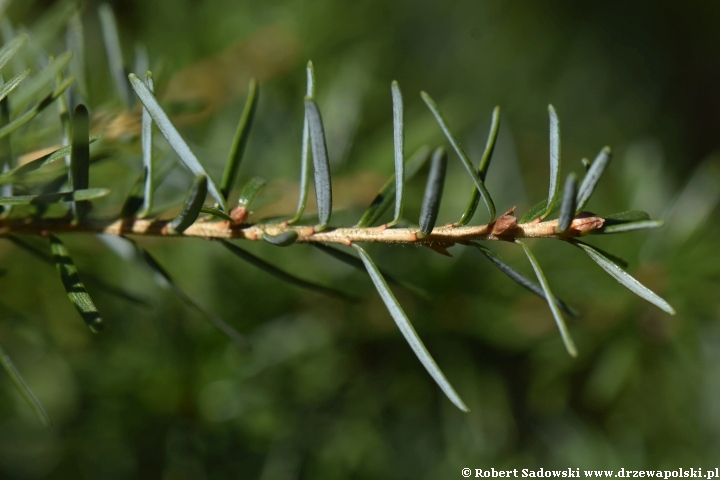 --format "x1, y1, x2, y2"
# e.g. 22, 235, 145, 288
0, 0, 719, 478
